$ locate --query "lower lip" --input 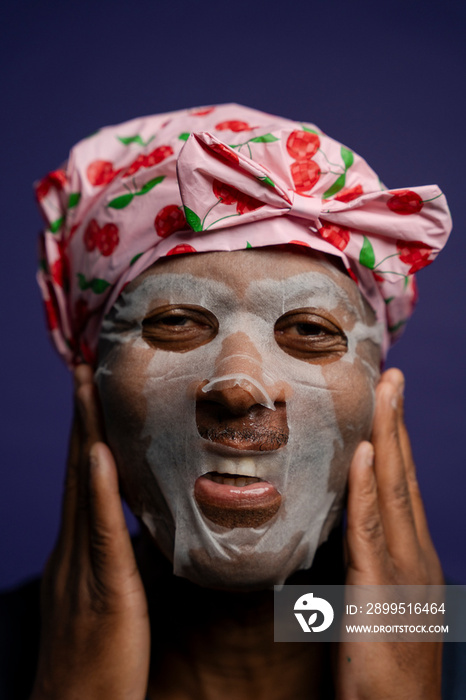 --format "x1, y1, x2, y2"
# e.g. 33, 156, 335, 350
194, 475, 282, 529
